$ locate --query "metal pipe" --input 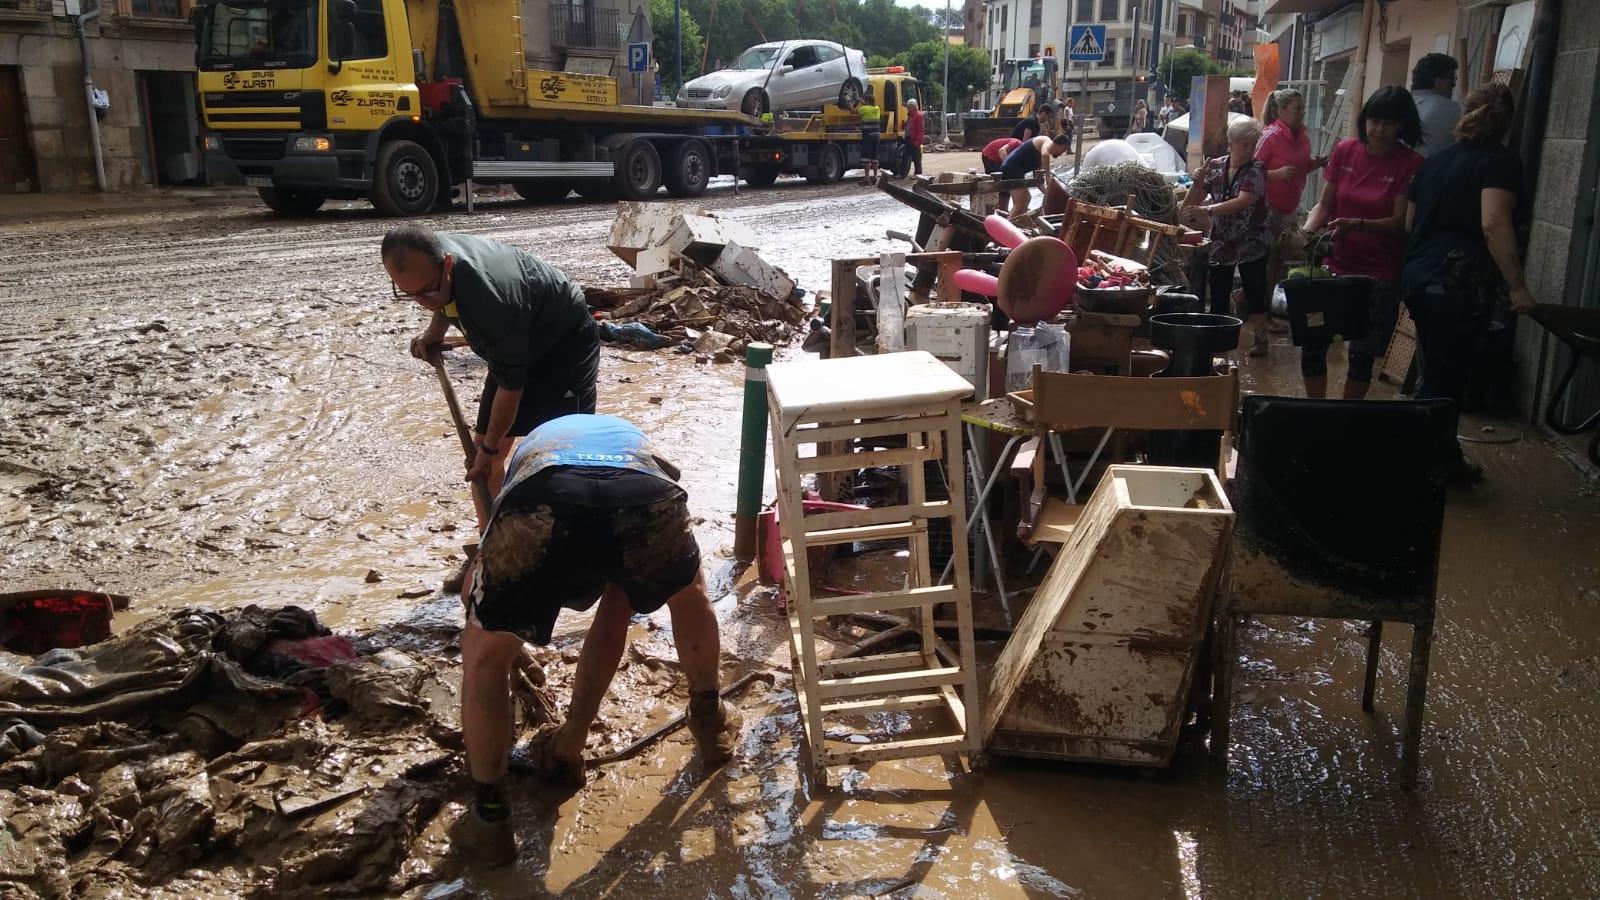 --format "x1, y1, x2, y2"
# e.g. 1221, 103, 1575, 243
941, 0, 951, 142
74, 10, 106, 193
733, 341, 775, 562
673, 0, 682, 98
